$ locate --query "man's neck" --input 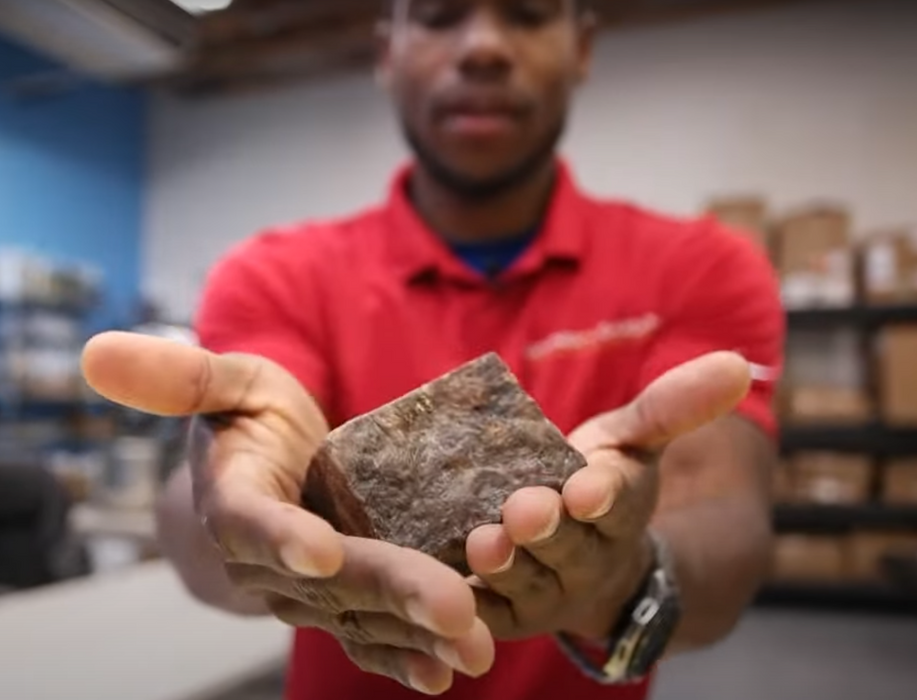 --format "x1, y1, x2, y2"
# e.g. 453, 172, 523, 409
408, 161, 558, 244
